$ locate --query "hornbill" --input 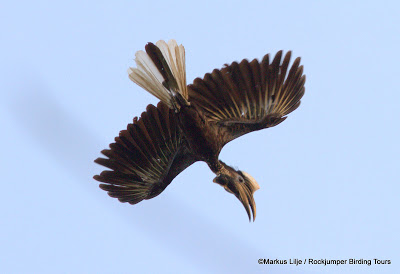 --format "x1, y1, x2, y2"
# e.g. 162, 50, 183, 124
94, 39, 305, 221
